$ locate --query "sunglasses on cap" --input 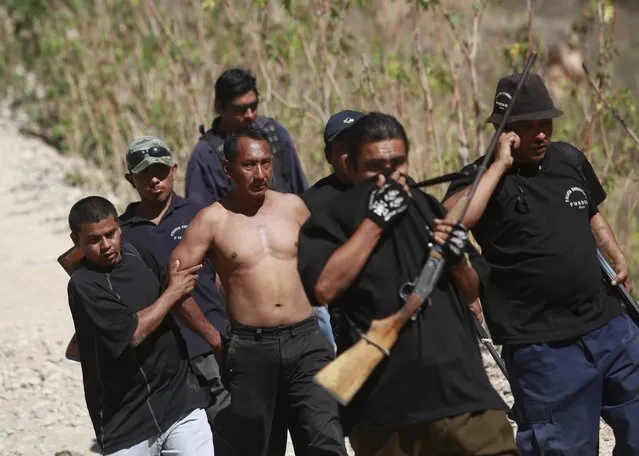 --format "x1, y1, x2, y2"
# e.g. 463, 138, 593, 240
126, 146, 171, 170
230, 100, 259, 114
